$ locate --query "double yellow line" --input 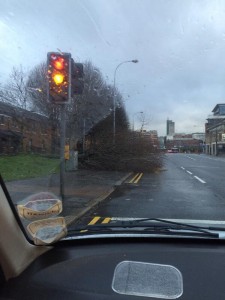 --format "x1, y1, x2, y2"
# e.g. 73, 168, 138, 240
88, 216, 111, 225
129, 173, 143, 184
80, 216, 111, 232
